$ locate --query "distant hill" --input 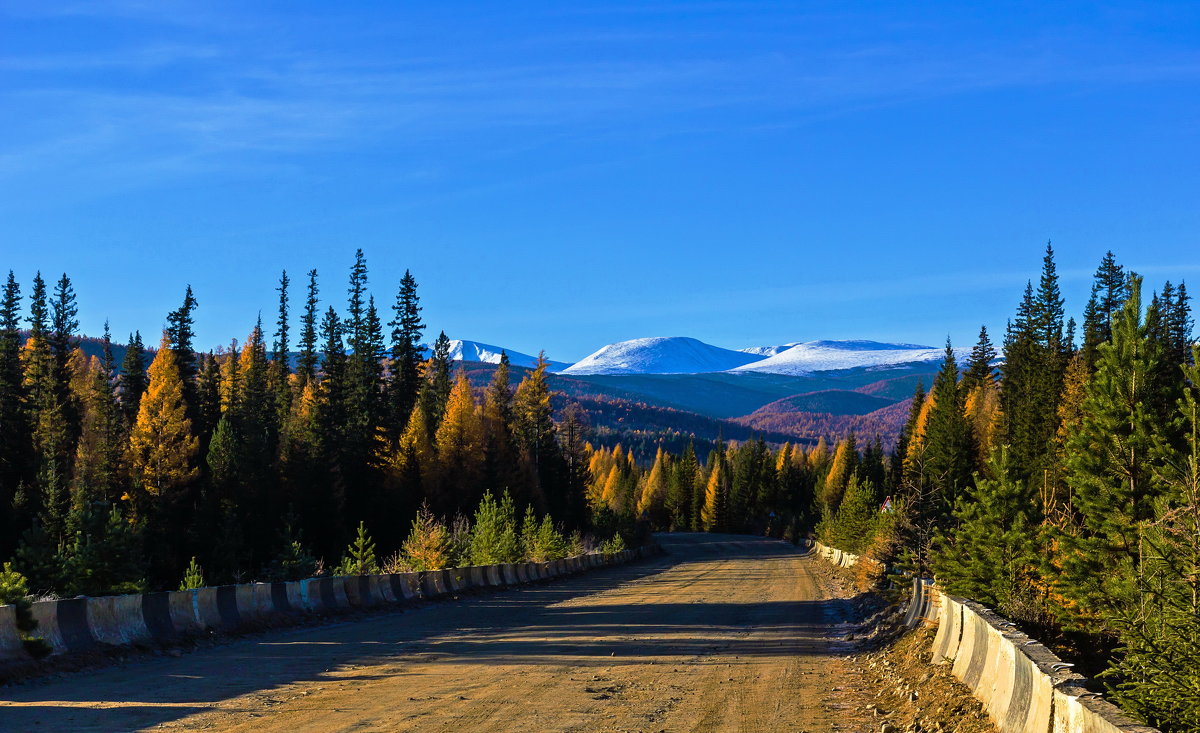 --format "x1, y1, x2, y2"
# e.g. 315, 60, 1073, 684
733, 398, 914, 451
755, 389, 898, 416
